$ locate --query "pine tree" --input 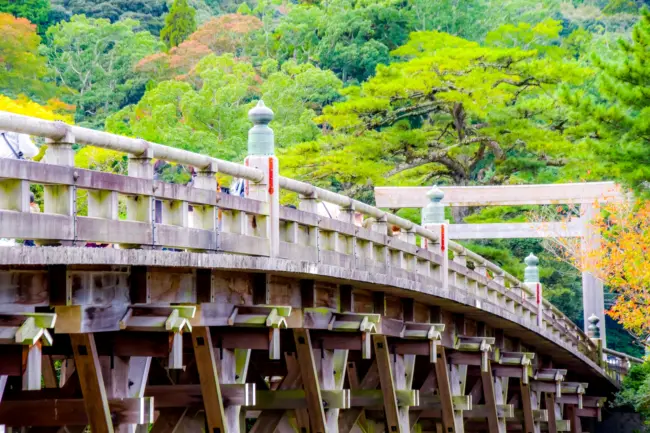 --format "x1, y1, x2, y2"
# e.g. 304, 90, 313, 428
565, 9, 650, 195
160, 0, 196, 49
